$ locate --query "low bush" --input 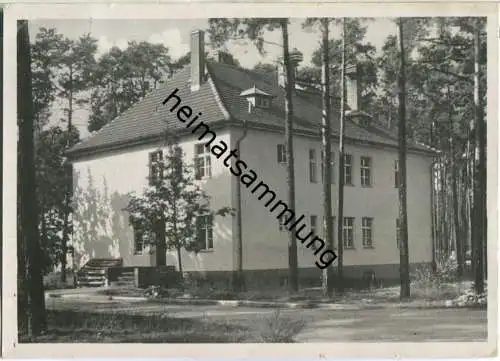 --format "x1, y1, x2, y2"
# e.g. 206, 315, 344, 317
456, 290, 487, 307
144, 285, 169, 299
257, 309, 306, 343
455, 282, 487, 307
410, 255, 461, 300
43, 271, 75, 290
